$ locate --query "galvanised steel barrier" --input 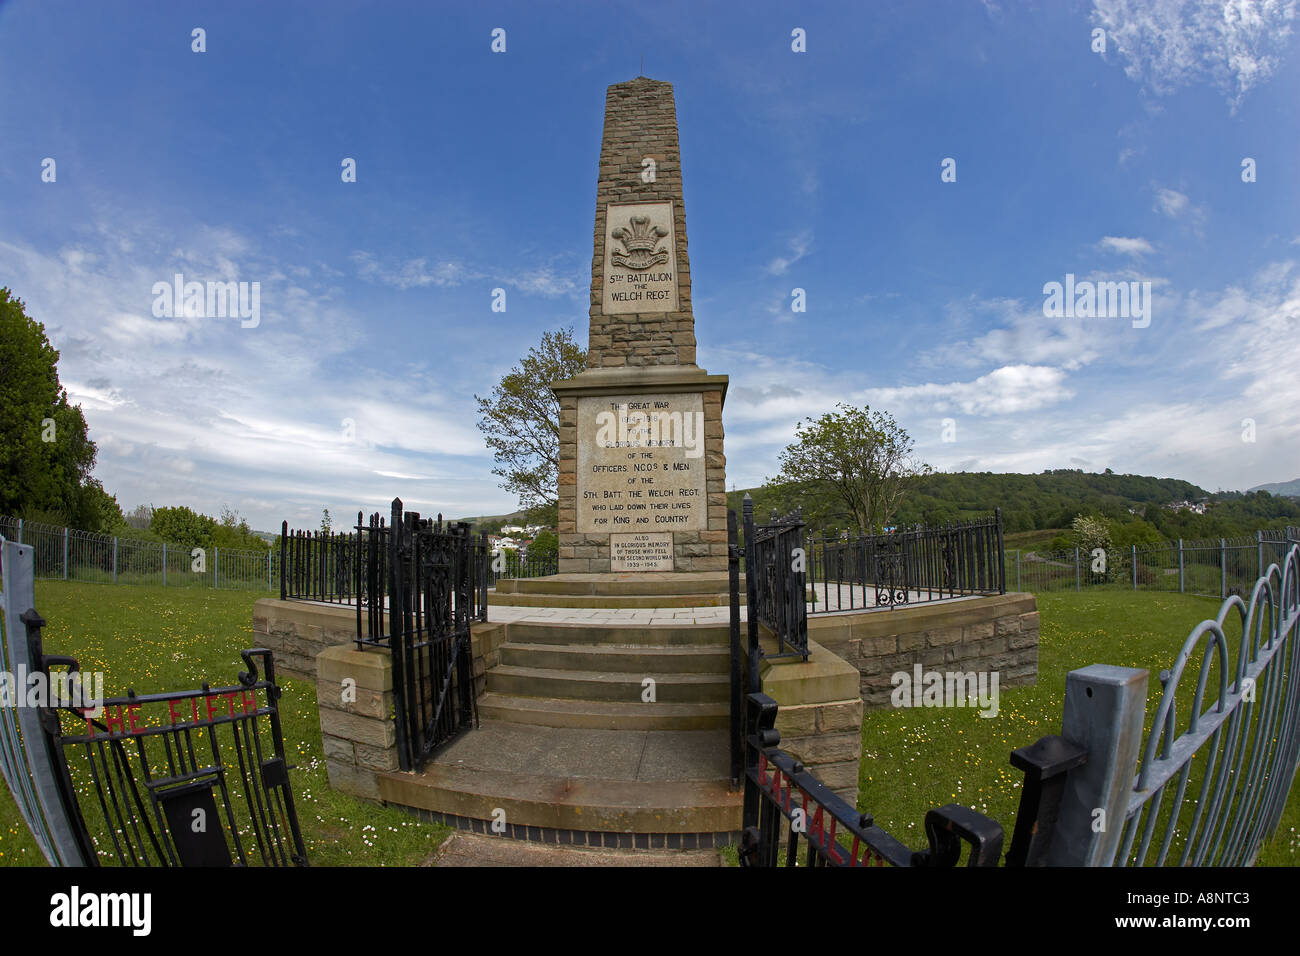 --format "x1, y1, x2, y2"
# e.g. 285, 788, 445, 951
1007, 528, 1298, 599
0, 516, 275, 591
805, 512, 1004, 612
740, 692, 1005, 867
1011, 539, 1300, 866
